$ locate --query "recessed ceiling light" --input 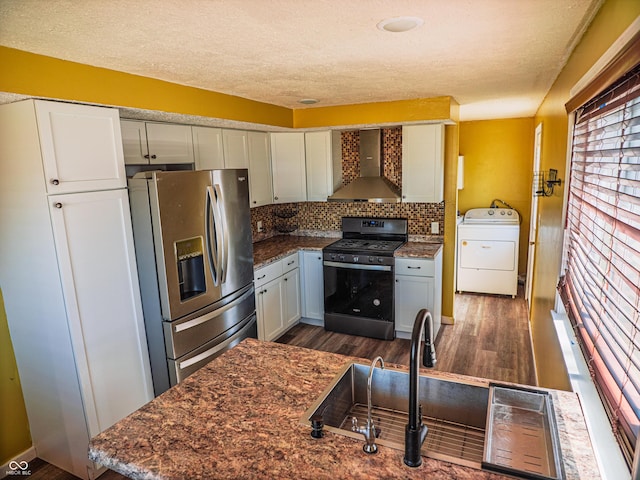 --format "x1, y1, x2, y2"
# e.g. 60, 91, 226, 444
299, 98, 319, 105
377, 16, 424, 33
